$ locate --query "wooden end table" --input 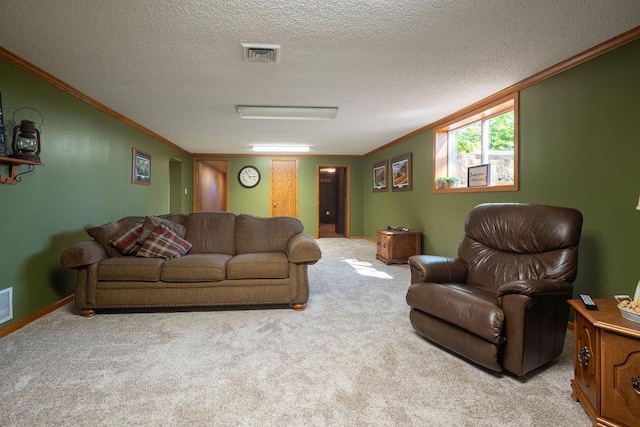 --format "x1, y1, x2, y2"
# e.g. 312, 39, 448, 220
568, 298, 640, 426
